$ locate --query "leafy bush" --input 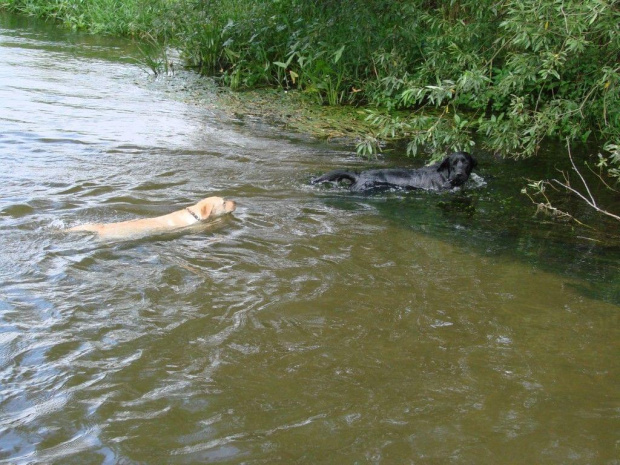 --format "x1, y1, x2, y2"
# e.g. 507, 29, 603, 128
365, 0, 619, 162
2, 0, 618, 186
165, 1, 618, 171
